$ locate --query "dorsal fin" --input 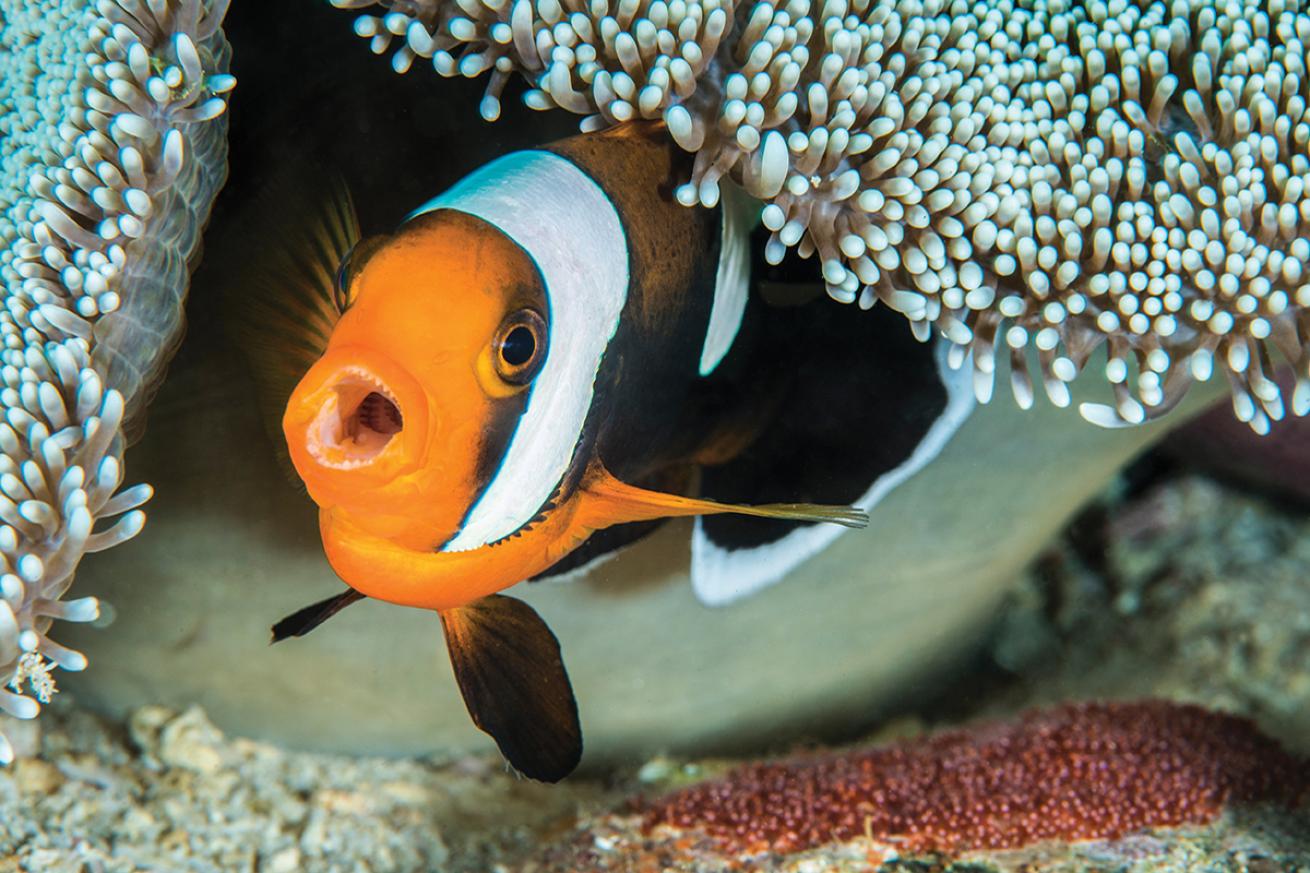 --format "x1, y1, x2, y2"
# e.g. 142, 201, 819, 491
440, 595, 582, 782
222, 174, 362, 483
